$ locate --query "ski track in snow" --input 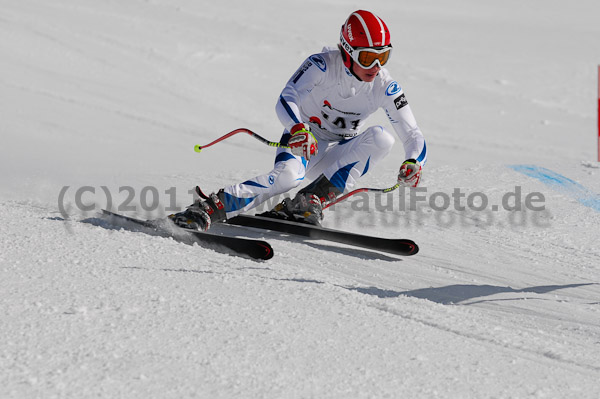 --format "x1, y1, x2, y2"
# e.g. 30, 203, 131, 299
2, 1, 600, 398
